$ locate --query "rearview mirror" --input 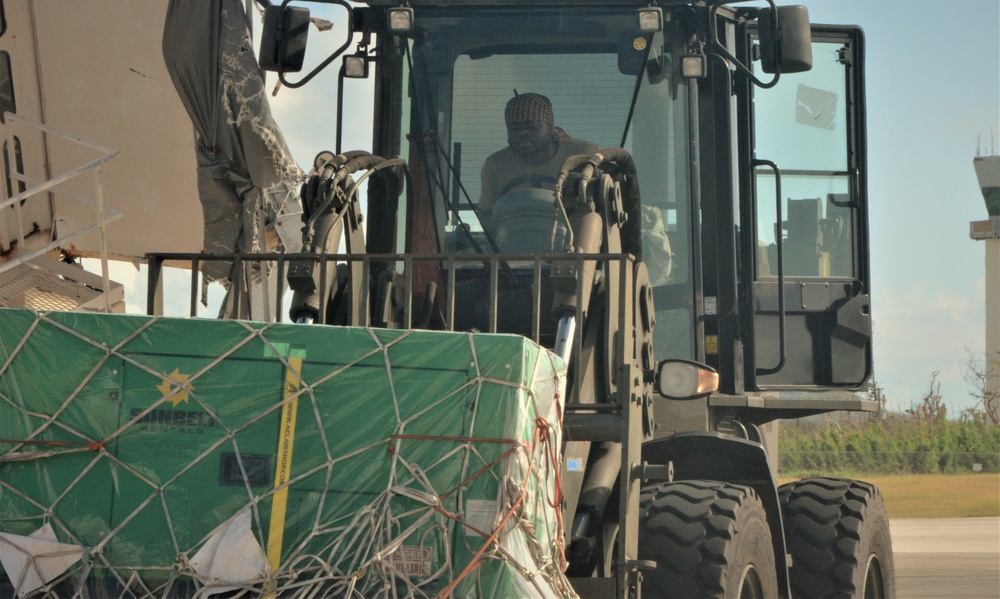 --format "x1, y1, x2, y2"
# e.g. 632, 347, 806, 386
259, 5, 311, 72
758, 5, 812, 74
